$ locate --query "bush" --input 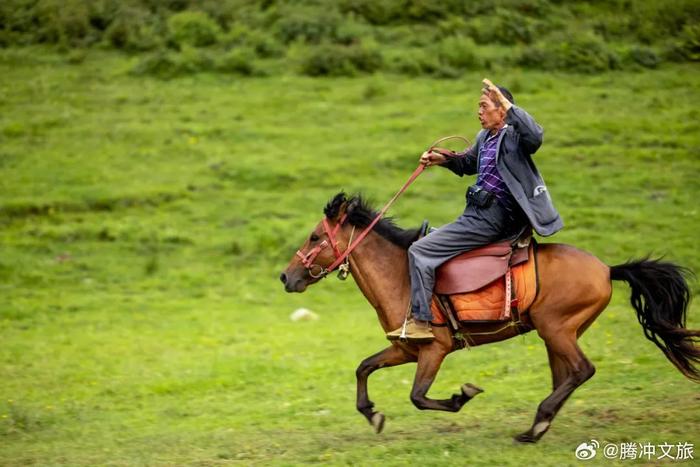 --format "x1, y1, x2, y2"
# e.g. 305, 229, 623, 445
385, 48, 439, 76
33, 0, 95, 47
178, 45, 215, 72
334, 20, 374, 46
519, 32, 618, 73
131, 49, 185, 79
300, 42, 382, 77
104, 6, 162, 52
167, 10, 220, 47
629, 0, 700, 44
433, 35, 481, 70
131, 47, 215, 78
274, 6, 340, 44
674, 23, 700, 61
558, 34, 618, 73
339, 0, 405, 25
340, 0, 463, 25
223, 25, 284, 58
626, 46, 660, 68
518, 45, 555, 70
216, 47, 256, 75
403, 0, 452, 22
466, 8, 540, 45
374, 24, 439, 48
